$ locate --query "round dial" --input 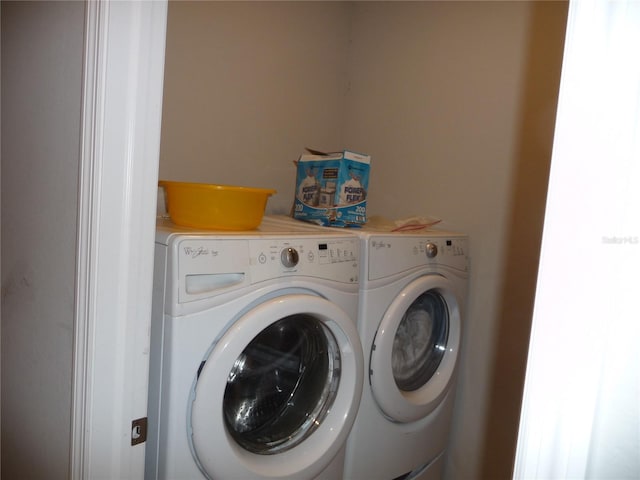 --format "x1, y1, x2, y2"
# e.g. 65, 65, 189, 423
425, 242, 438, 259
281, 247, 299, 268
